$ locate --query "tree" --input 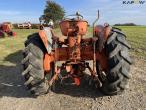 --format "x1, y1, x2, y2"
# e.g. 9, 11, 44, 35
41, 0, 65, 25
114, 23, 137, 26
